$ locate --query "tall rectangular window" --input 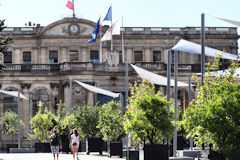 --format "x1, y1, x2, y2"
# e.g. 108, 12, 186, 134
90, 50, 99, 63
119, 51, 123, 62
49, 50, 58, 63
23, 51, 31, 64
153, 51, 161, 62
4, 51, 12, 64
134, 51, 143, 62
69, 50, 79, 62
